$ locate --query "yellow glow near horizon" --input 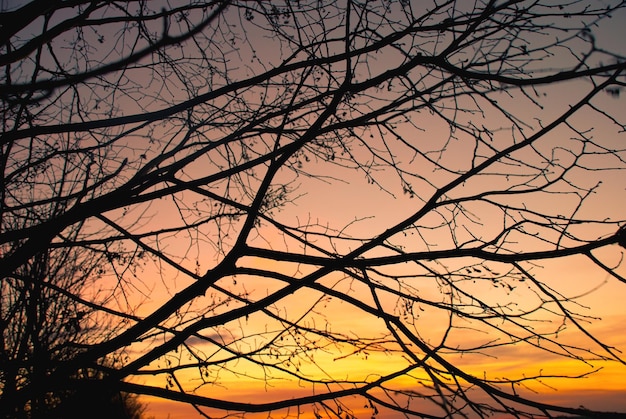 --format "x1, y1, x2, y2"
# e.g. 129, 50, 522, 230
136, 250, 626, 418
